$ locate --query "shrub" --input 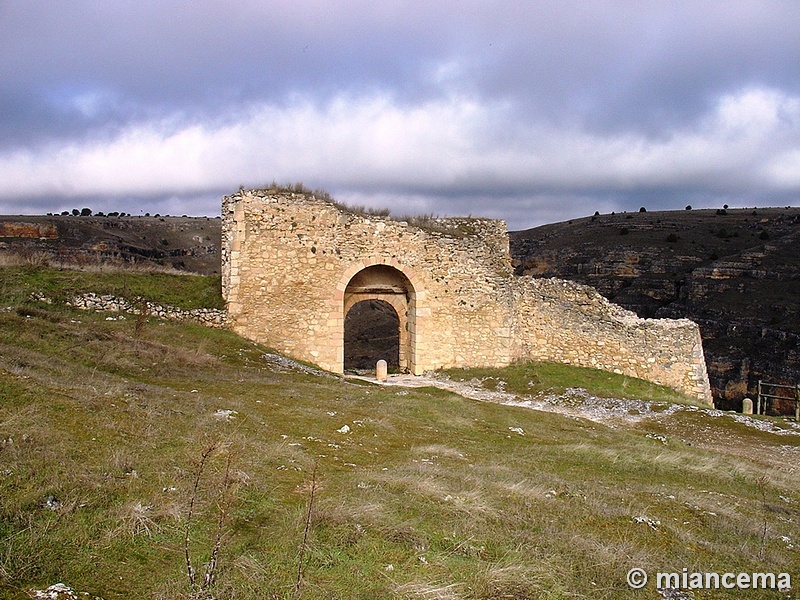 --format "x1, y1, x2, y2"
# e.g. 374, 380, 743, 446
639, 206, 646, 212
620, 227, 630, 236
666, 233, 679, 243
264, 180, 333, 201
685, 205, 692, 210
